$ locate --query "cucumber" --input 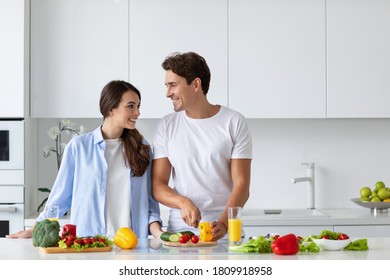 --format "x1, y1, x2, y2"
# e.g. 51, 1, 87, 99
179, 231, 195, 237
160, 232, 180, 242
